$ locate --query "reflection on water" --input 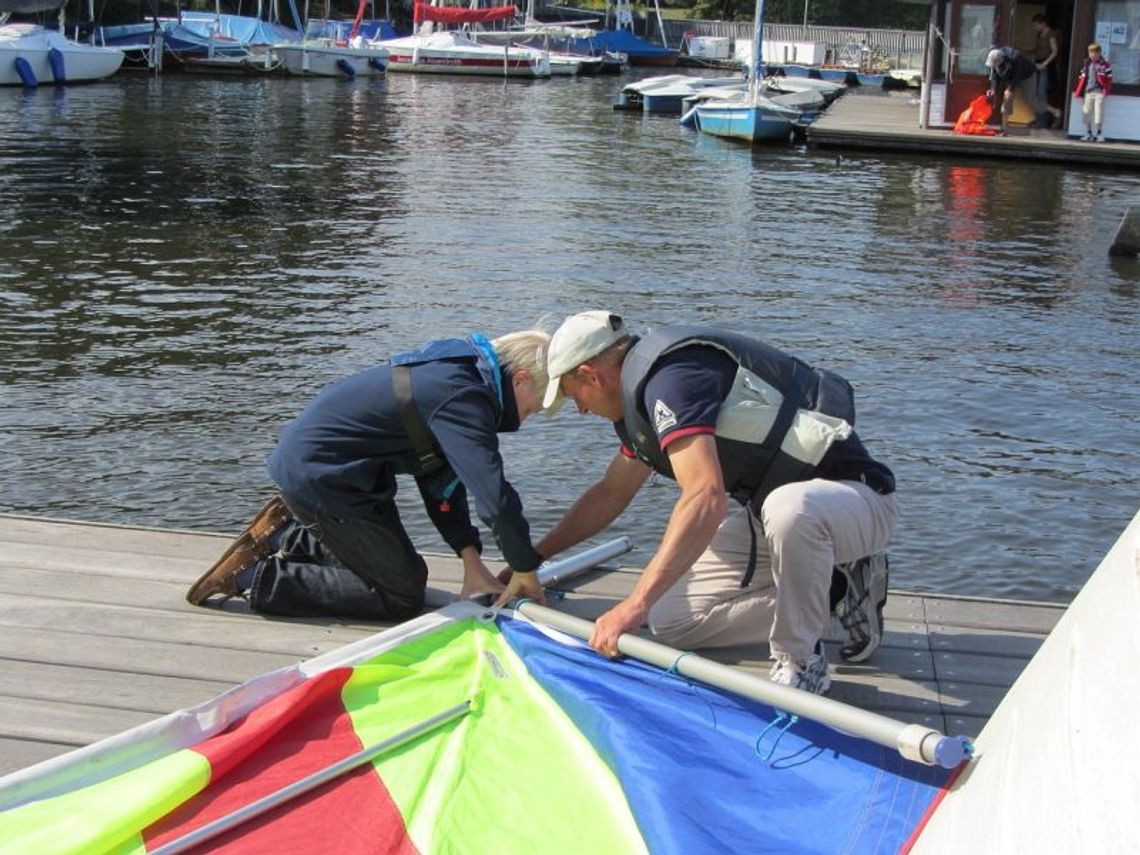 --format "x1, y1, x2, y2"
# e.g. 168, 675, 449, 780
1, 74, 1138, 603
